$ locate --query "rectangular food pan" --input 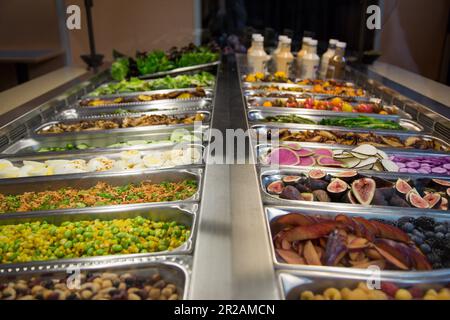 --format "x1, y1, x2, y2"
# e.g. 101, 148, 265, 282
251, 124, 450, 153
59, 99, 213, 119
0, 168, 202, 215
0, 143, 205, 182
278, 271, 450, 300
245, 96, 410, 120
32, 110, 211, 137
247, 108, 421, 131
255, 142, 450, 176
0, 203, 198, 270
1, 126, 206, 155
265, 205, 450, 277
260, 167, 450, 214
77, 88, 213, 109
